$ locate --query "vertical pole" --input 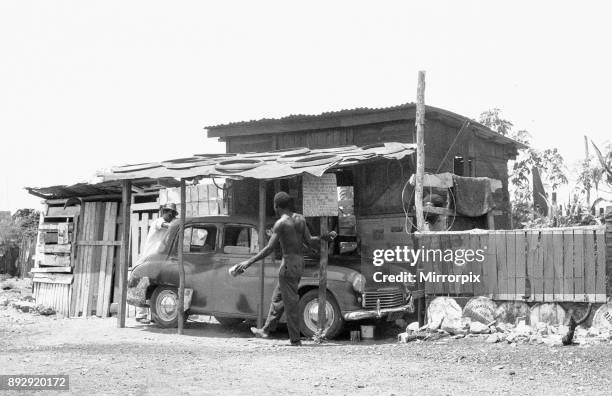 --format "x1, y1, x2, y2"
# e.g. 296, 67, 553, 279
257, 181, 266, 328
117, 180, 131, 328
487, 211, 495, 230
415, 71, 426, 231
177, 179, 186, 335
318, 216, 328, 334
584, 135, 591, 206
